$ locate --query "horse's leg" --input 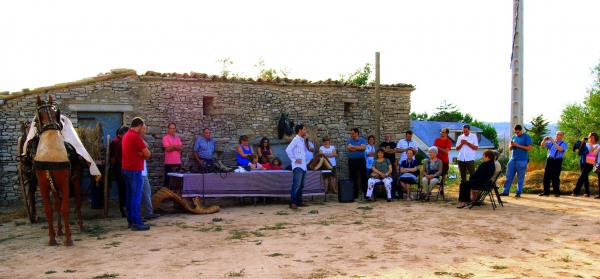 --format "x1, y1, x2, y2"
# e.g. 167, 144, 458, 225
52, 189, 63, 236
35, 170, 57, 246
56, 169, 73, 246
72, 167, 84, 232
